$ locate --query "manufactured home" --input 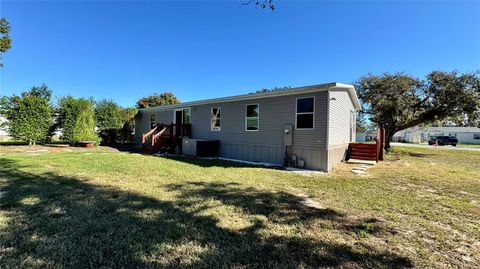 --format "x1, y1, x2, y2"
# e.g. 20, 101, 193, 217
135, 82, 361, 171
393, 126, 480, 144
